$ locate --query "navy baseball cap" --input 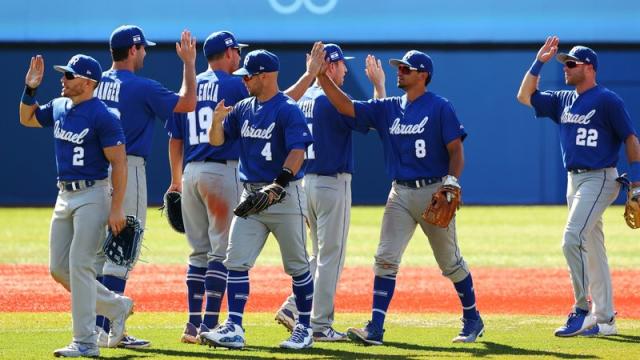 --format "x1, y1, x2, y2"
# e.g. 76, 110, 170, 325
389, 50, 433, 74
232, 50, 279, 76
203, 31, 248, 58
324, 43, 354, 63
110, 25, 156, 49
556, 46, 598, 71
53, 54, 102, 82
